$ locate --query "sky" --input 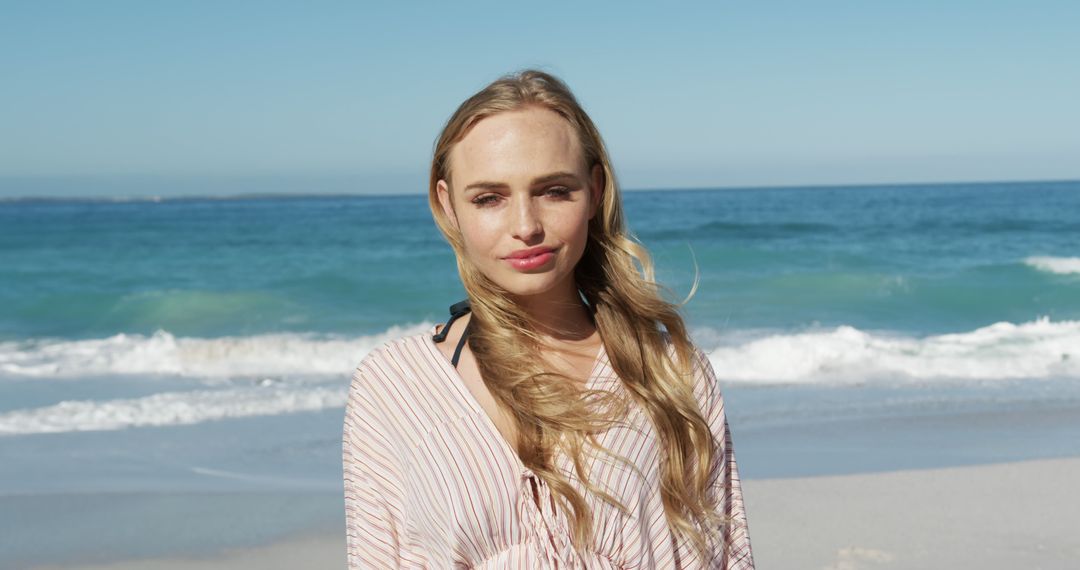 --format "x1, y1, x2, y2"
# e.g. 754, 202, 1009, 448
1, 0, 1078, 198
